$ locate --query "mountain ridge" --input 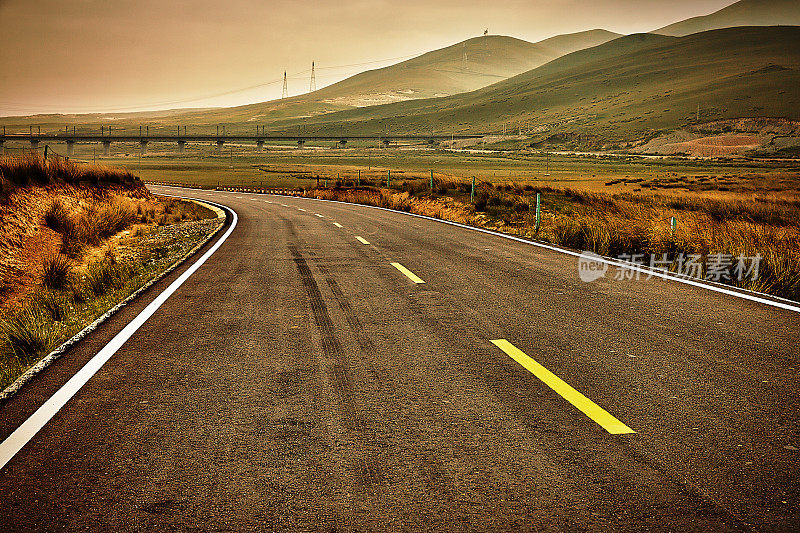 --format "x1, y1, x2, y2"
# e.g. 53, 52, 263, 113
270, 26, 800, 143
655, 0, 800, 36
